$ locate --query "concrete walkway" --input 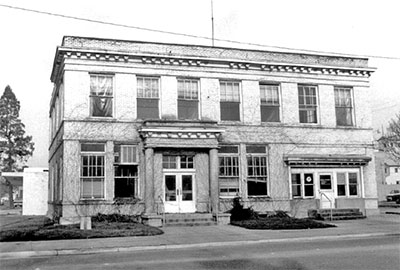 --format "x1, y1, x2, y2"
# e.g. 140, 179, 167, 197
1, 213, 399, 259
